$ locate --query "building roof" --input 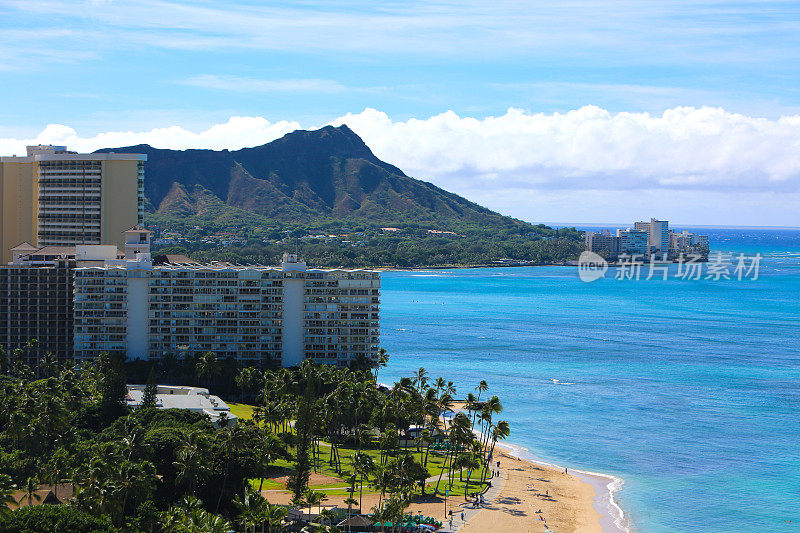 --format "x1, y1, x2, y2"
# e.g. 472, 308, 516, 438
126, 385, 237, 425
337, 515, 376, 527
8, 484, 75, 510
124, 224, 151, 233
10, 242, 38, 252
28, 246, 78, 257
